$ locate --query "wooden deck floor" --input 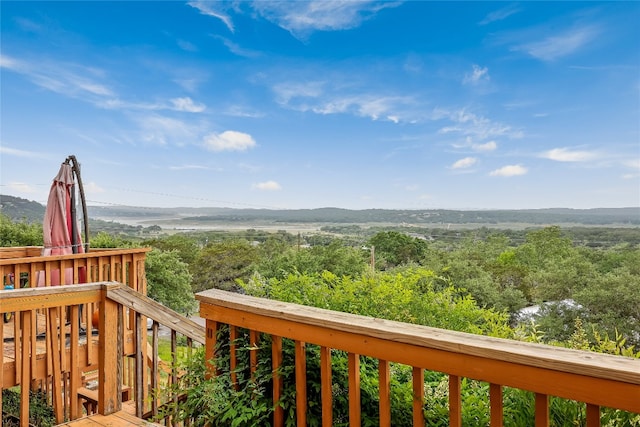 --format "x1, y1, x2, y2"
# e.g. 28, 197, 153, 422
56, 411, 162, 426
